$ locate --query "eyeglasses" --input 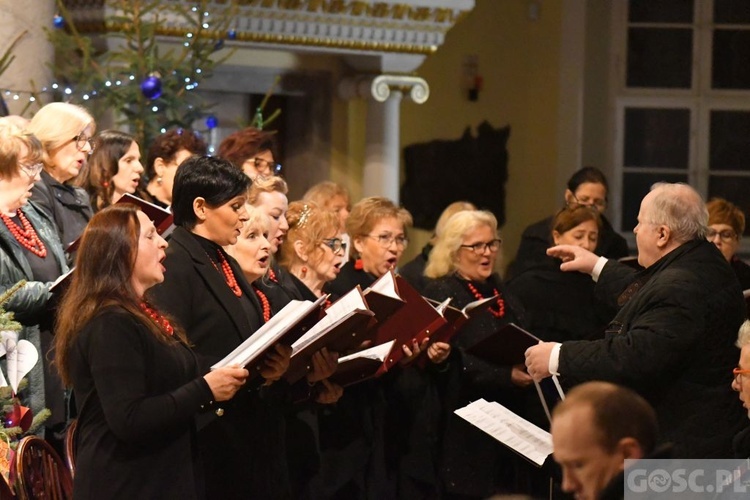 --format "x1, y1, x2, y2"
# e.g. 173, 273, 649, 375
321, 238, 346, 254
460, 239, 502, 254
253, 158, 282, 176
72, 133, 94, 153
734, 367, 750, 385
568, 194, 607, 211
706, 228, 737, 242
367, 234, 408, 249
19, 162, 43, 178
